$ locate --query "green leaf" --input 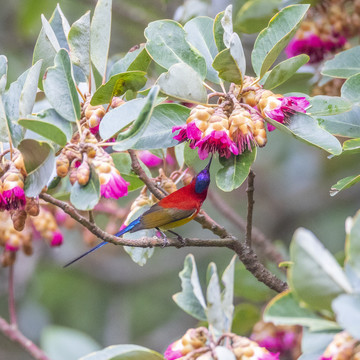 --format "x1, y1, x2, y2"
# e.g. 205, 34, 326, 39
264, 291, 340, 331
123, 205, 155, 266
271, 70, 314, 94
111, 152, 151, 191
213, 11, 226, 52
322, 46, 360, 79
90, 0, 112, 81
145, 20, 207, 79
19, 108, 72, 146
333, 294, 360, 340
345, 210, 360, 279
109, 45, 151, 77
316, 105, 360, 138
330, 175, 360, 197
0, 98, 8, 143
115, 103, 190, 151
0, 55, 8, 94
79, 344, 164, 360
41, 325, 100, 360
206, 262, 224, 337
221, 5, 233, 48
99, 98, 147, 140
309, 95, 352, 116
49, 4, 70, 49
70, 166, 100, 211
221, 256, 236, 332
251, 4, 309, 78
343, 138, 360, 152
267, 113, 342, 155
43, 49, 81, 122
113, 85, 160, 150
91, 71, 147, 106
68, 11, 91, 77
216, 150, 257, 192
184, 16, 219, 84
173, 254, 207, 321
234, 0, 282, 34
19, 60, 43, 118
156, 63, 207, 104
18, 139, 55, 197
288, 228, 352, 312
263, 54, 309, 90
341, 73, 360, 103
